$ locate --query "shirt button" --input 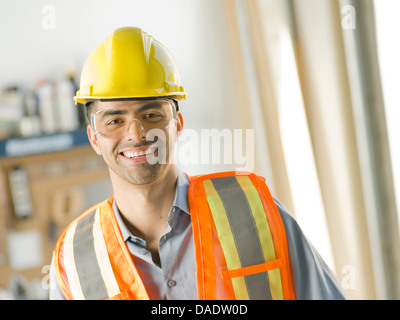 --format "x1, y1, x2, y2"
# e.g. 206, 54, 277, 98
140, 248, 148, 255
167, 280, 177, 288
